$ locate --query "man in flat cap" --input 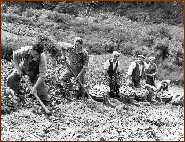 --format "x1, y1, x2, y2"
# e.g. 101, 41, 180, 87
127, 54, 146, 88
104, 51, 121, 98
